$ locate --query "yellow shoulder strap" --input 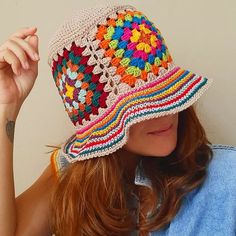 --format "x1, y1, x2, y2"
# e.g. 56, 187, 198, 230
50, 148, 61, 181
50, 148, 70, 181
